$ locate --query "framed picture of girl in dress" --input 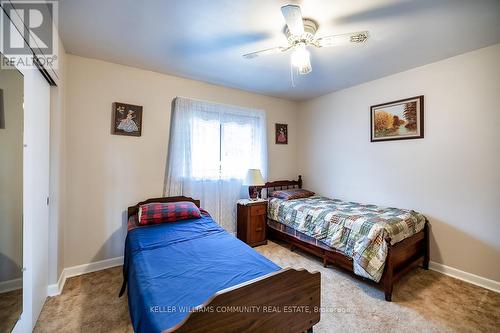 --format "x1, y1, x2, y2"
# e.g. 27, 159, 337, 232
275, 123, 288, 144
112, 102, 143, 136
